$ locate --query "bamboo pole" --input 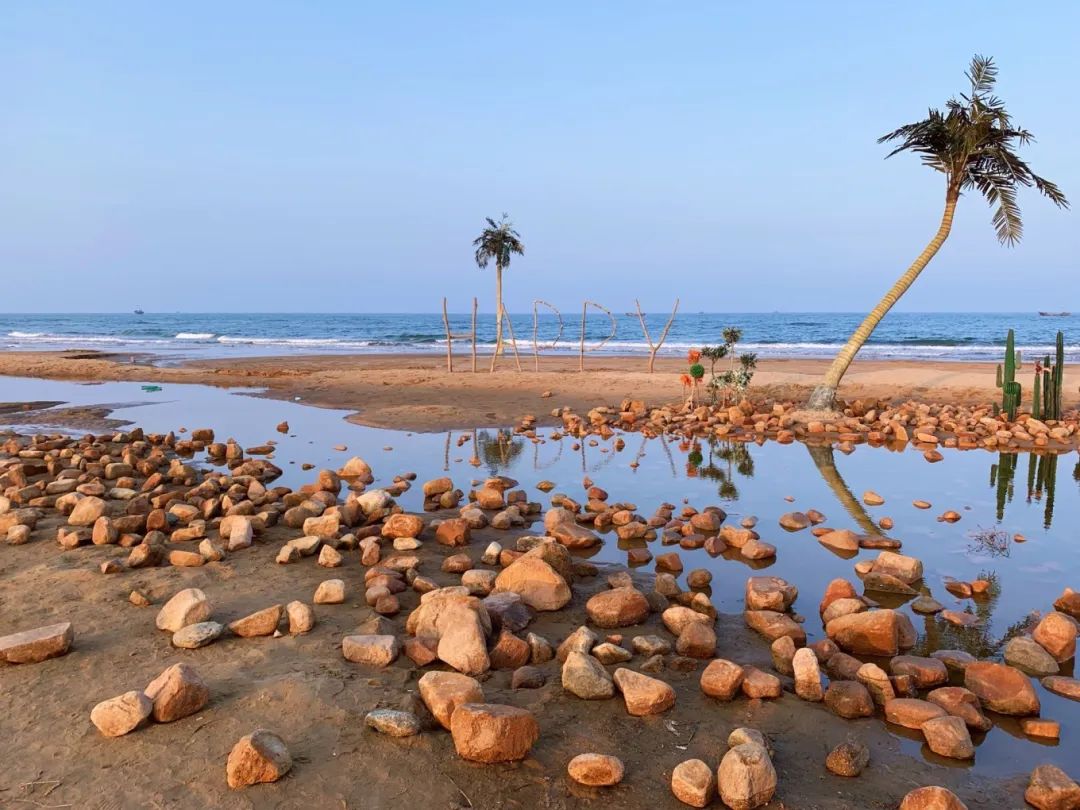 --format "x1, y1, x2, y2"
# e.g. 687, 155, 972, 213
579, 300, 617, 371
442, 297, 453, 372
635, 298, 679, 373
579, 301, 587, 372
504, 312, 523, 372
